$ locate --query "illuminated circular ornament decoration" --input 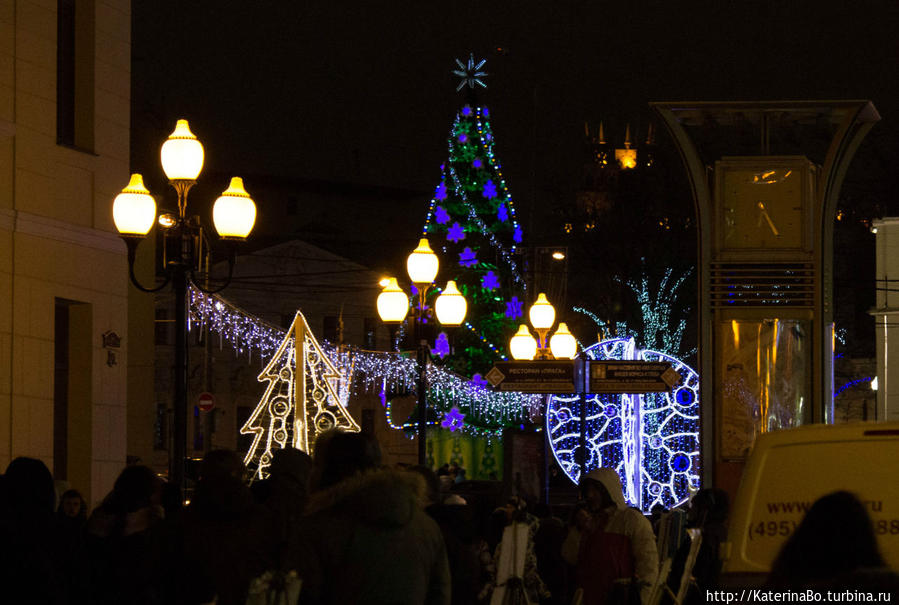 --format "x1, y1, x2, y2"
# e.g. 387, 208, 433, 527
545, 337, 700, 512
